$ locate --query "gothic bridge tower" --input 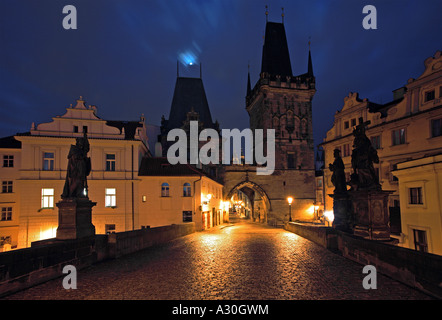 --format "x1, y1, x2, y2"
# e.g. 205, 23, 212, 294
223, 14, 317, 226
